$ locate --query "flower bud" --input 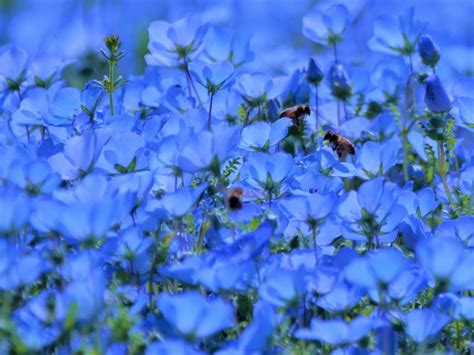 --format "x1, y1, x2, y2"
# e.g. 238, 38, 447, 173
327, 63, 352, 100
306, 58, 323, 86
418, 35, 440, 68
104, 34, 121, 53
424, 74, 451, 113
